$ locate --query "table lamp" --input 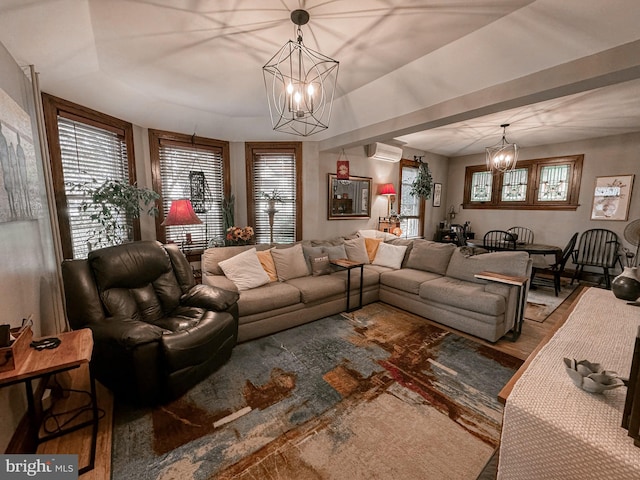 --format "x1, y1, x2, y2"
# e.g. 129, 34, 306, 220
162, 199, 202, 250
380, 183, 396, 217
